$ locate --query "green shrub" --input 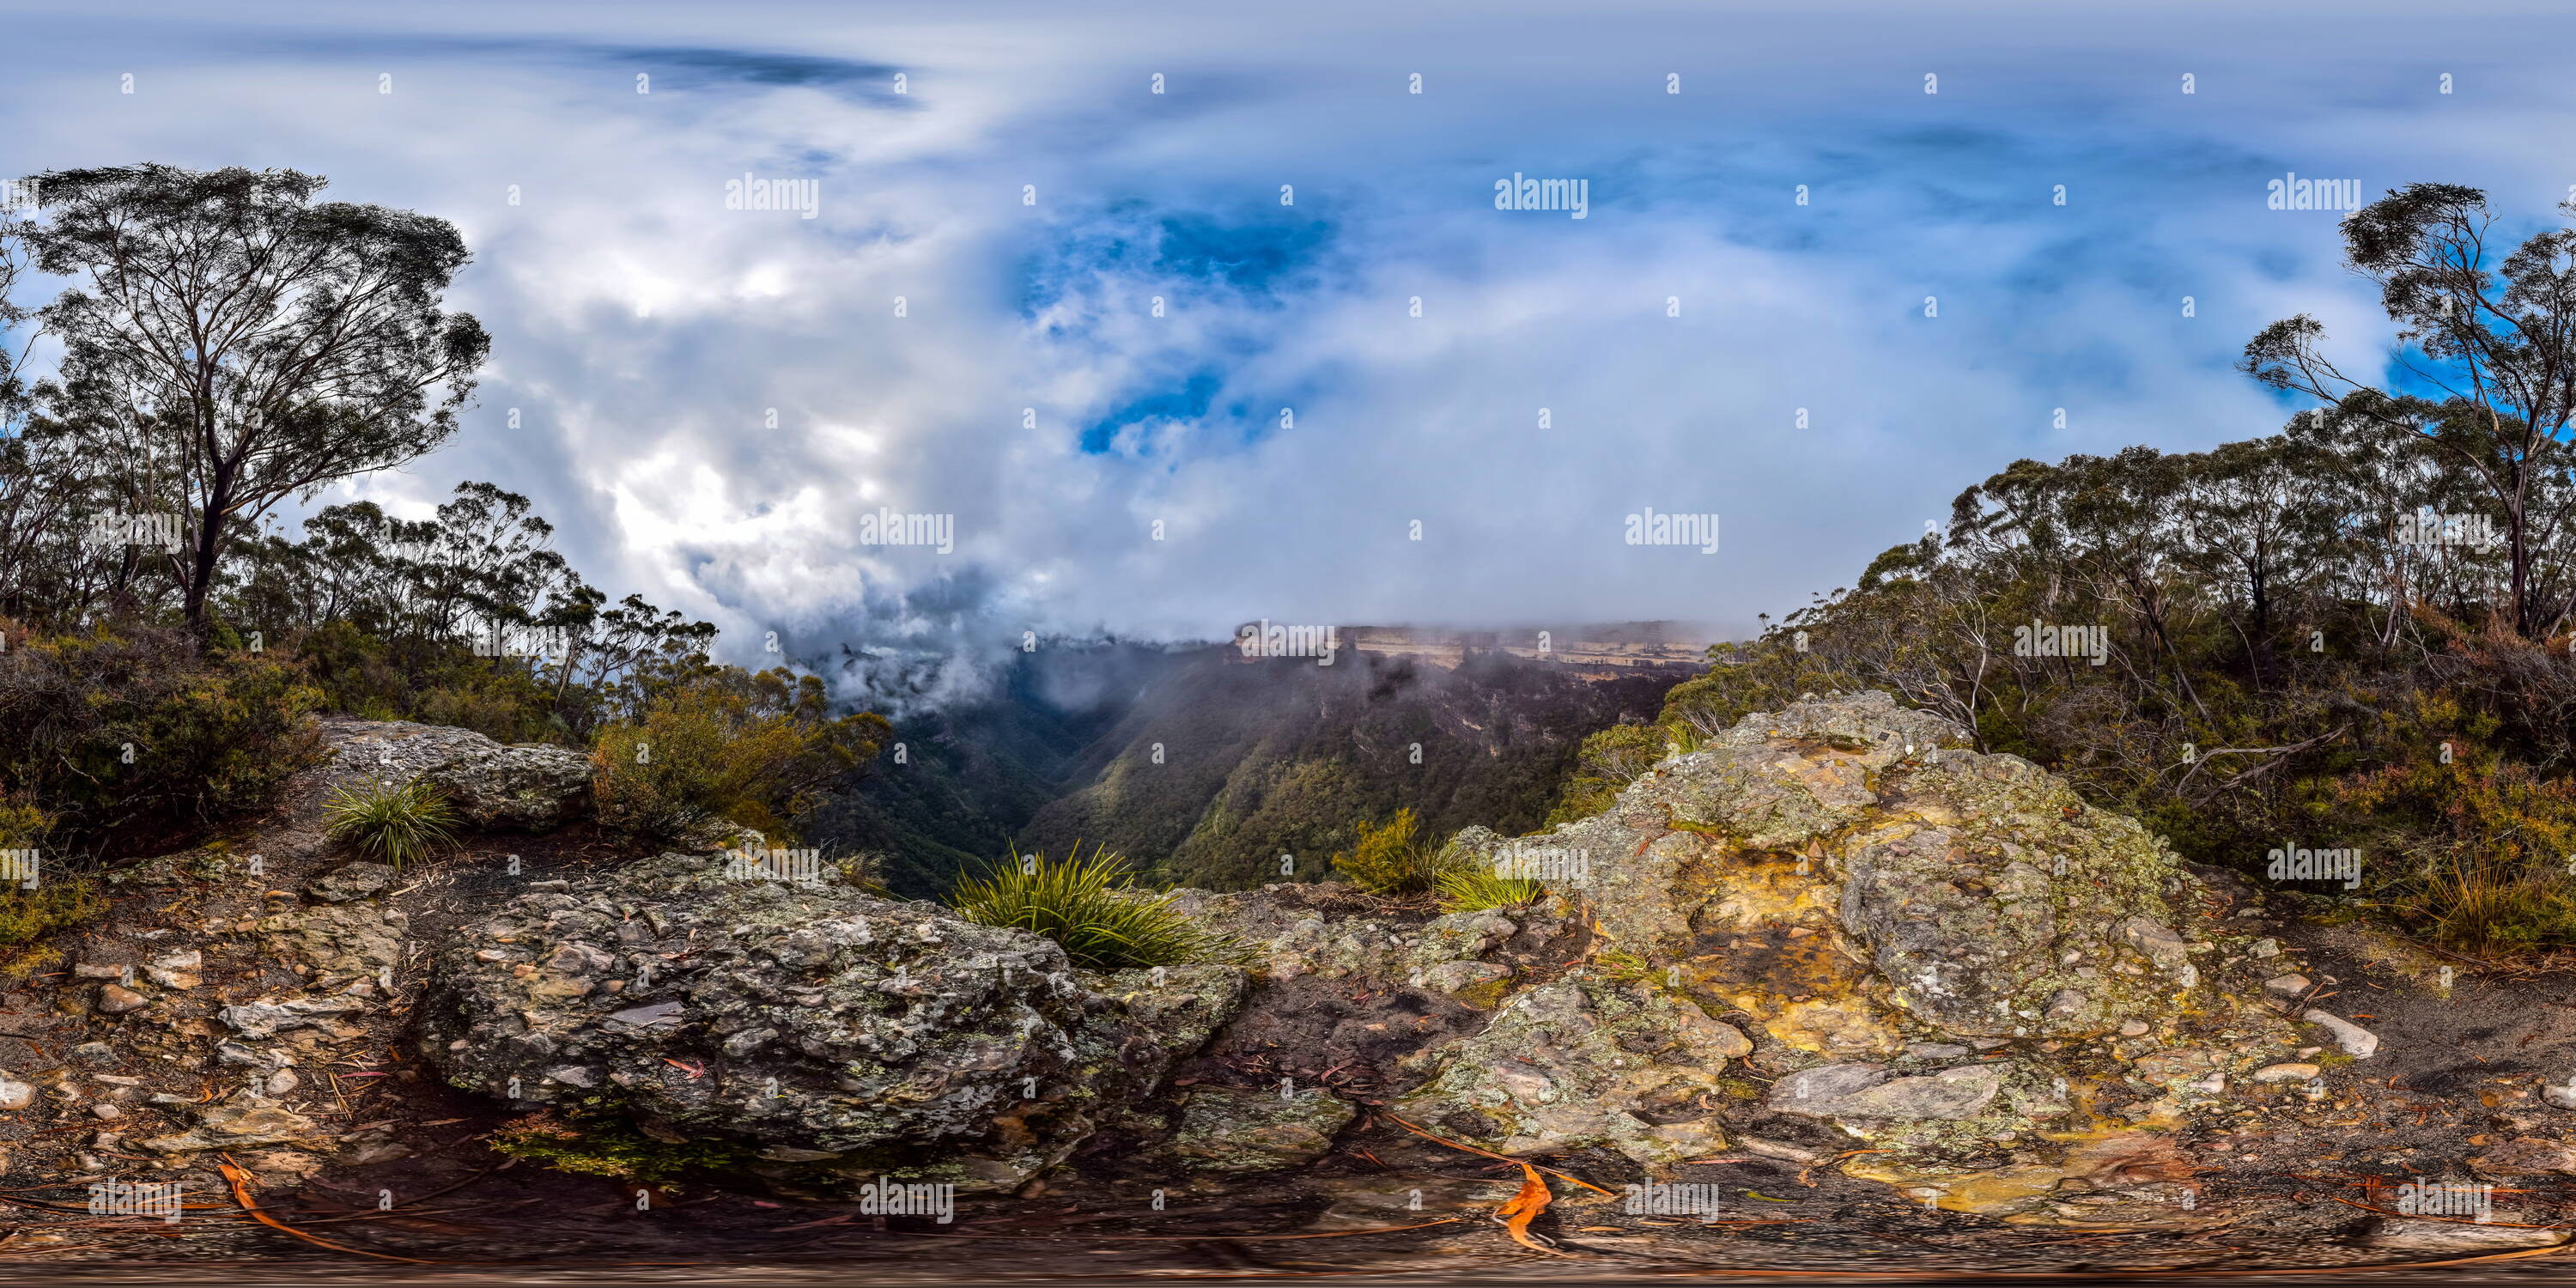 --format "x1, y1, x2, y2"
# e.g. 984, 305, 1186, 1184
0, 626, 324, 853
1547, 722, 1668, 824
2328, 731, 2576, 954
322, 776, 459, 869
951, 842, 1230, 969
415, 670, 565, 745
0, 878, 106, 951
289, 620, 568, 744
592, 669, 889, 844
1329, 808, 1458, 896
